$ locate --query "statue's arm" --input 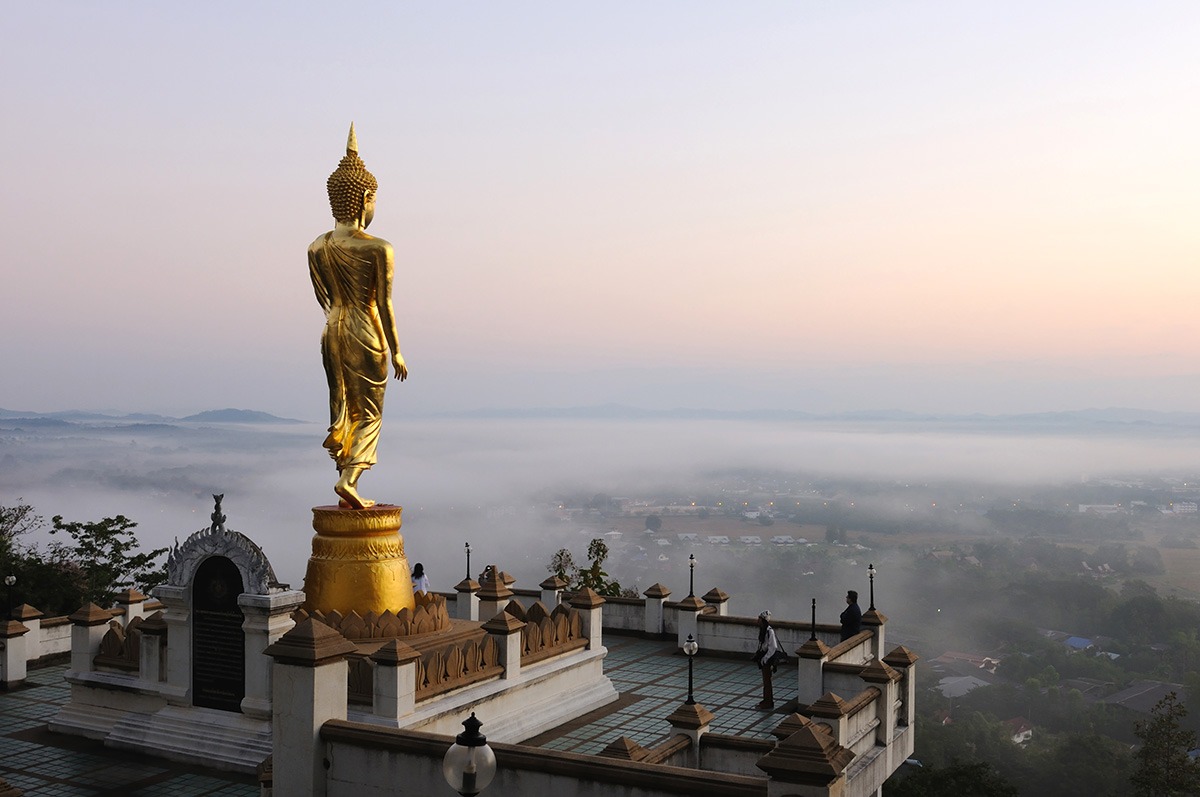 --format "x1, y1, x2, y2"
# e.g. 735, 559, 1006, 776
308, 246, 332, 314
378, 243, 407, 381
